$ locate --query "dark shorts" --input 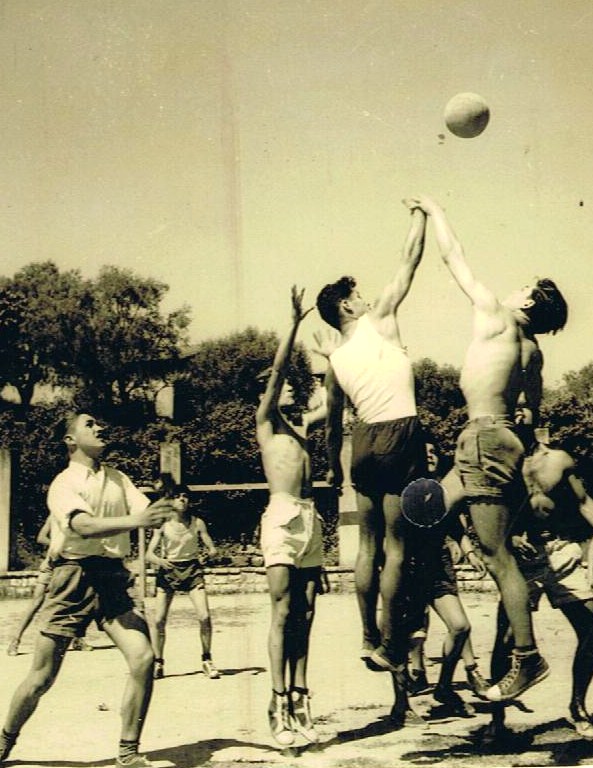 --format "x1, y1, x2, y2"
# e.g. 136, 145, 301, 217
39, 557, 140, 639
351, 416, 427, 497
156, 559, 205, 593
399, 546, 458, 633
455, 416, 524, 503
